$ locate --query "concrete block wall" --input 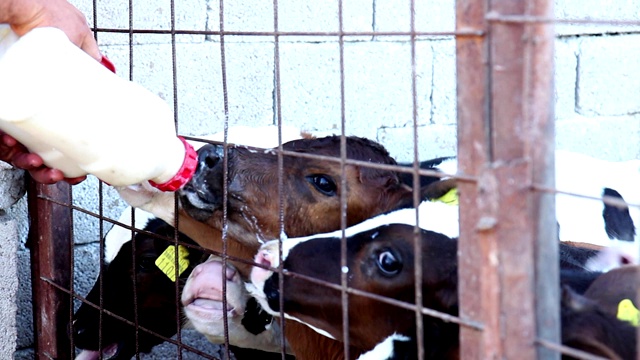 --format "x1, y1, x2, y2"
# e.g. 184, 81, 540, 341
2, 0, 639, 359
